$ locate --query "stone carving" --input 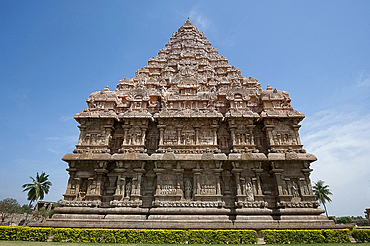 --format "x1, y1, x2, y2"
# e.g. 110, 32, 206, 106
236, 201, 268, 208
110, 200, 142, 207
54, 19, 330, 229
59, 200, 101, 208
277, 201, 320, 209
292, 181, 300, 197
125, 181, 132, 198
153, 201, 225, 208
246, 182, 254, 202
184, 179, 192, 199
